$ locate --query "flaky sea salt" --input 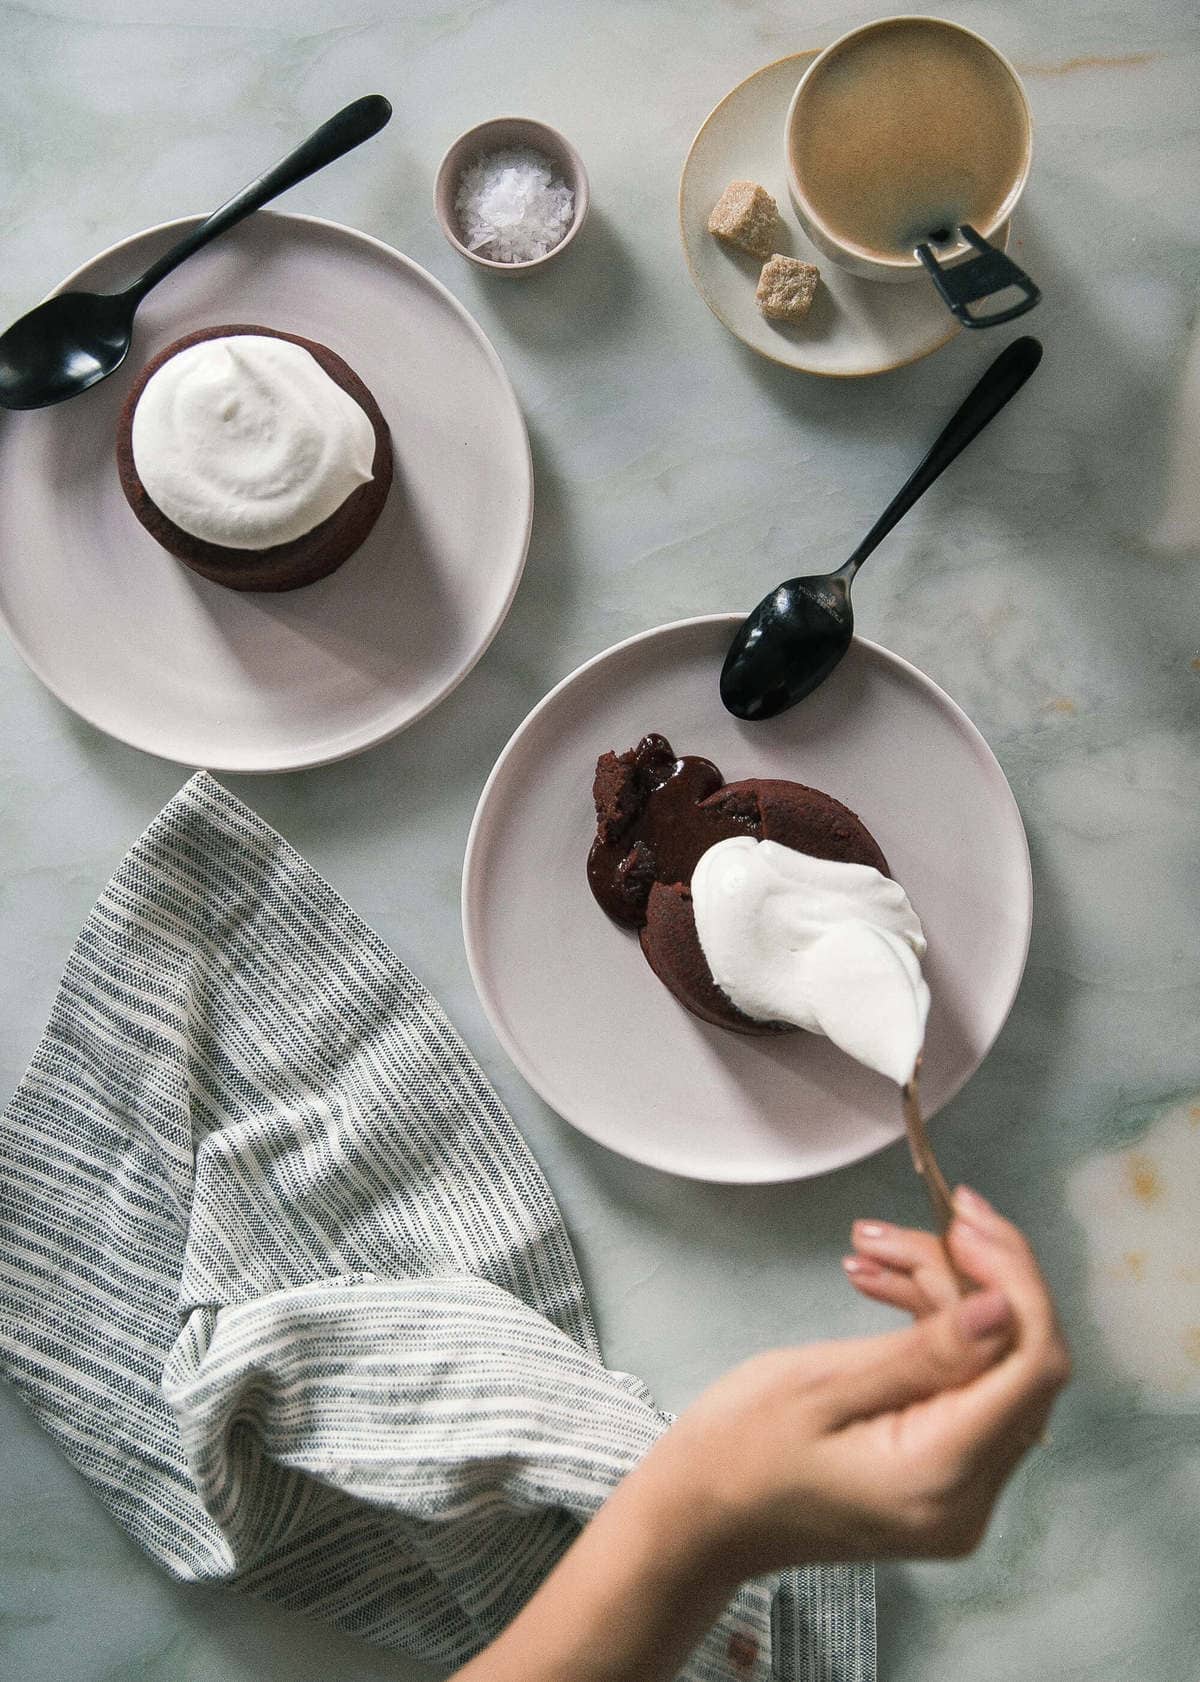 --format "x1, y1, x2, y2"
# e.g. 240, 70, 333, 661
454, 147, 575, 263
